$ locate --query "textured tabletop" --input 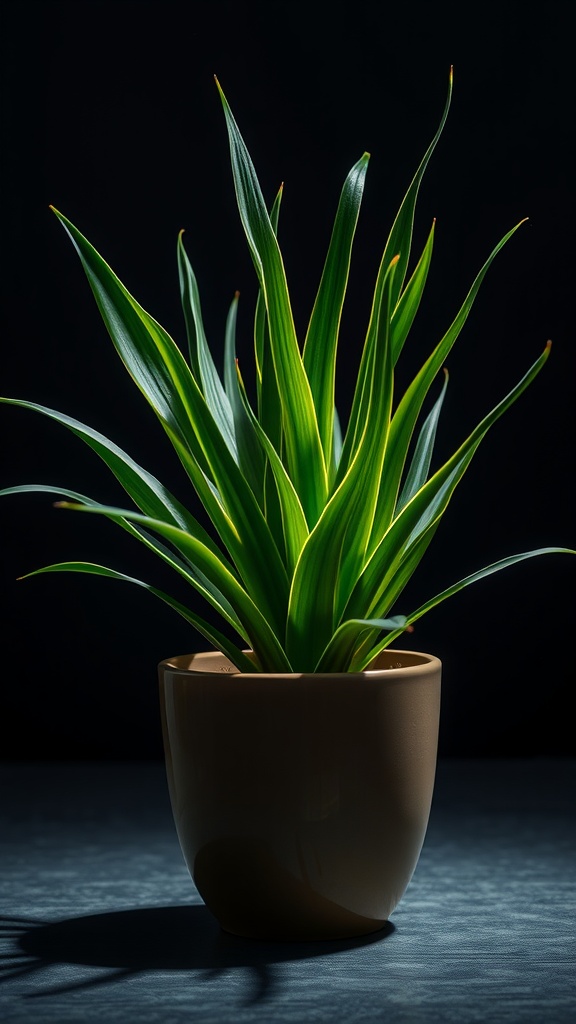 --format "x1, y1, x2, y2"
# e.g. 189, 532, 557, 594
1, 758, 575, 1023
